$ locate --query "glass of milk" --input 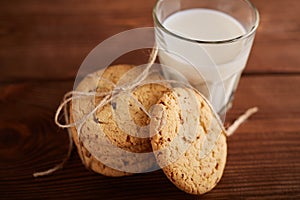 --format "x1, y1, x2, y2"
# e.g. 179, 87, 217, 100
153, 0, 259, 114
